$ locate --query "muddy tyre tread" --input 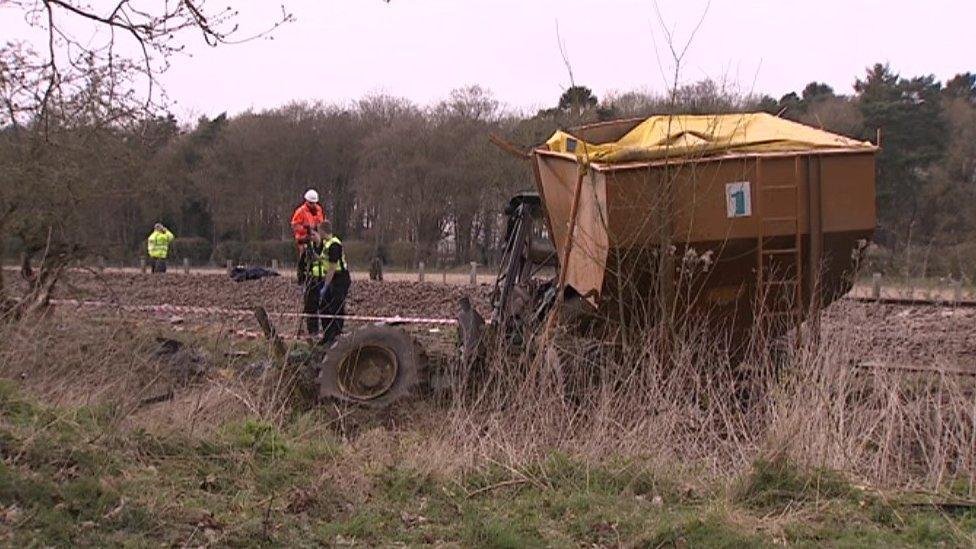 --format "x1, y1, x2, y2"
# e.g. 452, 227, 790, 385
318, 324, 427, 408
